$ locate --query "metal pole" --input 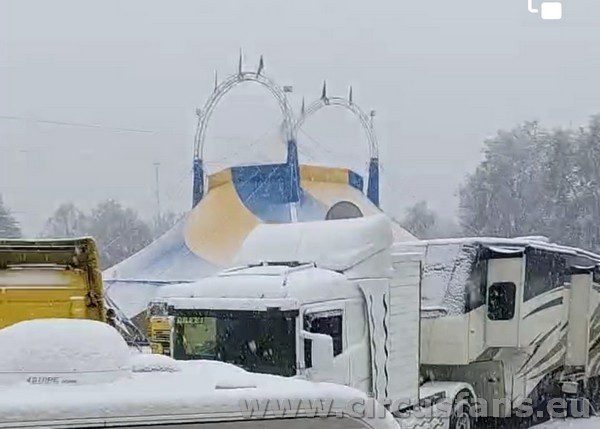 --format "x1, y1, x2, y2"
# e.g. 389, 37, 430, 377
153, 162, 161, 223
